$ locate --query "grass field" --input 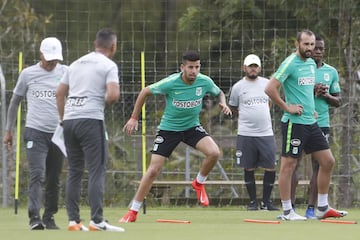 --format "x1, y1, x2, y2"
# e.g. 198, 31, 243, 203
1, 206, 358, 240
